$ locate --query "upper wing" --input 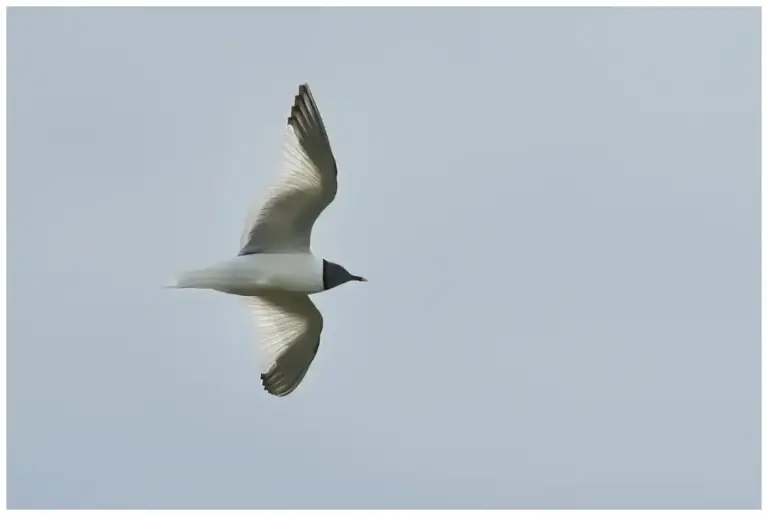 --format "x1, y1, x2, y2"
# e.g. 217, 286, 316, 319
239, 84, 338, 255
247, 293, 324, 397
